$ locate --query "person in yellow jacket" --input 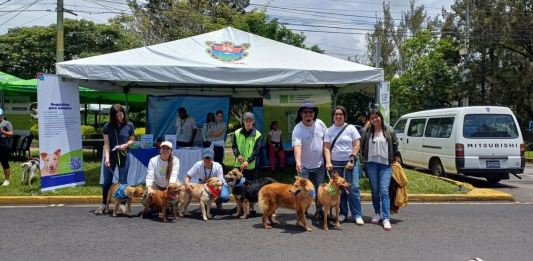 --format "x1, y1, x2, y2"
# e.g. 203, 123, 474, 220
232, 112, 262, 181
